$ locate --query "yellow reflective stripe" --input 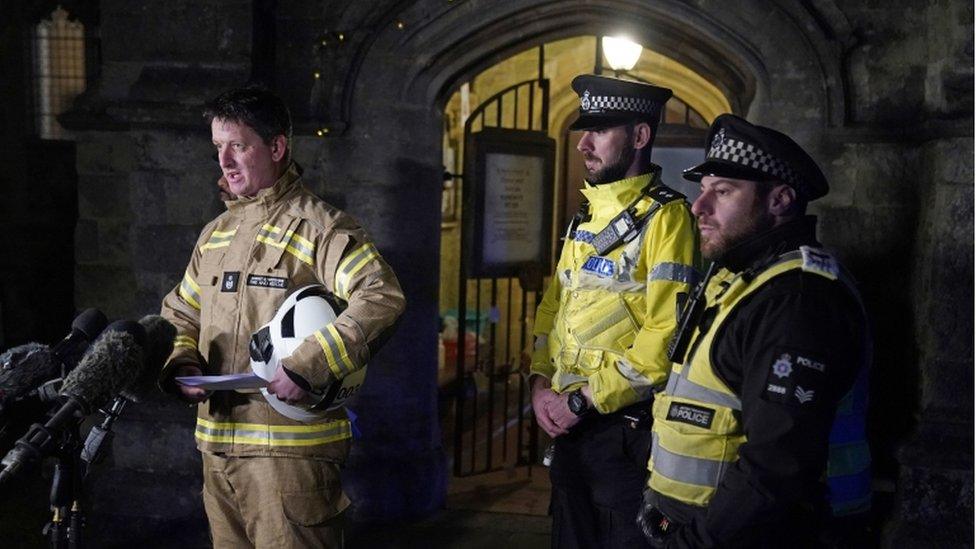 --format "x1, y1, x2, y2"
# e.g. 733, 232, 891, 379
288, 231, 314, 251
173, 335, 197, 350
314, 331, 344, 378
200, 229, 237, 251
179, 272, 201, 310
194, 417, 352, 447
335, 243, 379, 299
256, 224, 315, 266
314, 325, 356, 378
282, 237, 315, 266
